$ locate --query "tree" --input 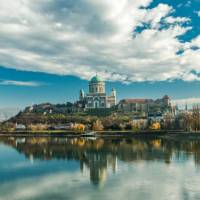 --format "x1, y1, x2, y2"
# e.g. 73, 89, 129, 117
191, 105, 200, 131
92, 120, 104, 131
149, 122, 161, 130
73, 123, 86, 132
